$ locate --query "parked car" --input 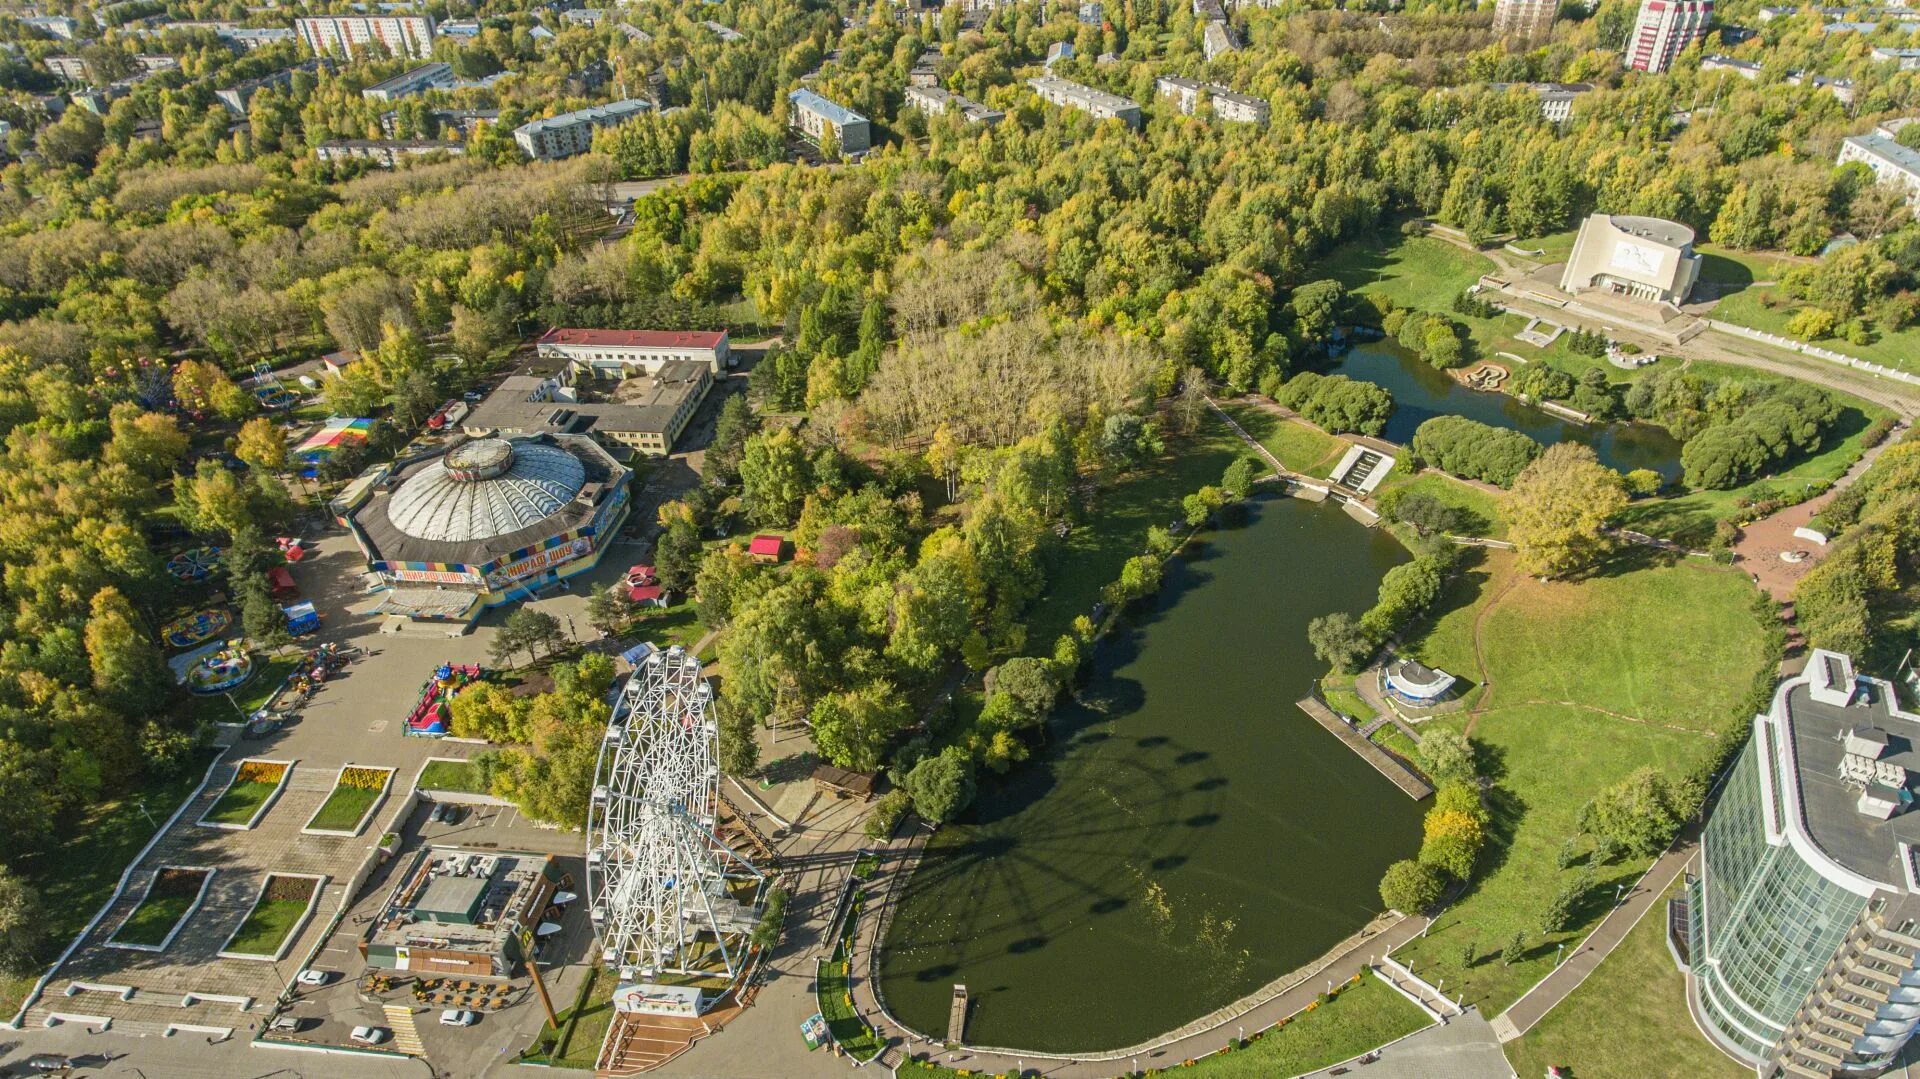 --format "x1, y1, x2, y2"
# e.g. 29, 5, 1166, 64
269, 1015, 310, 1033
439, 1009, 478, 1027
295, 969, 333, 986
429, 803, 448, 824
350, 1026, 389, 1045
443, 805, 467, 825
